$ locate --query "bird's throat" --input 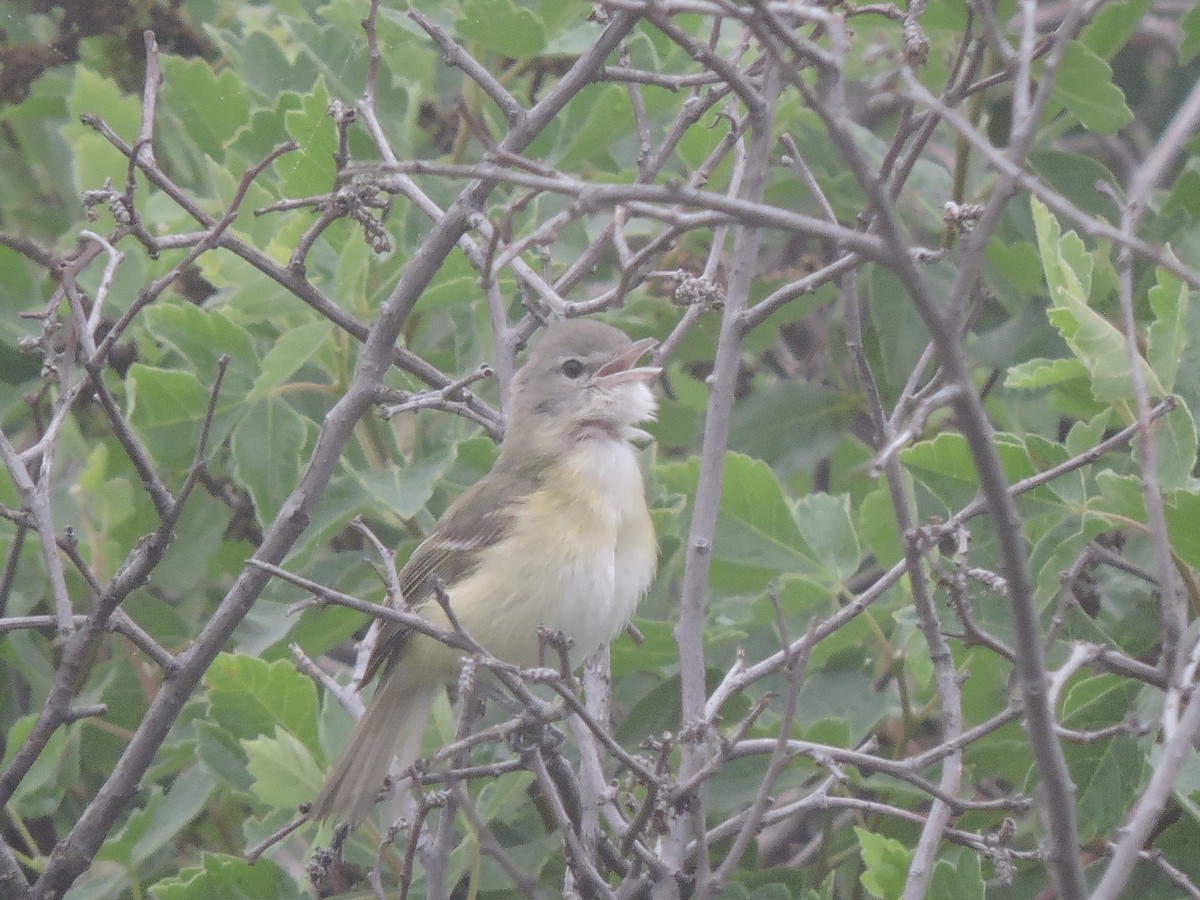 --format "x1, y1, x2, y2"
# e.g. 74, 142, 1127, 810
573, 418, 623, 442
